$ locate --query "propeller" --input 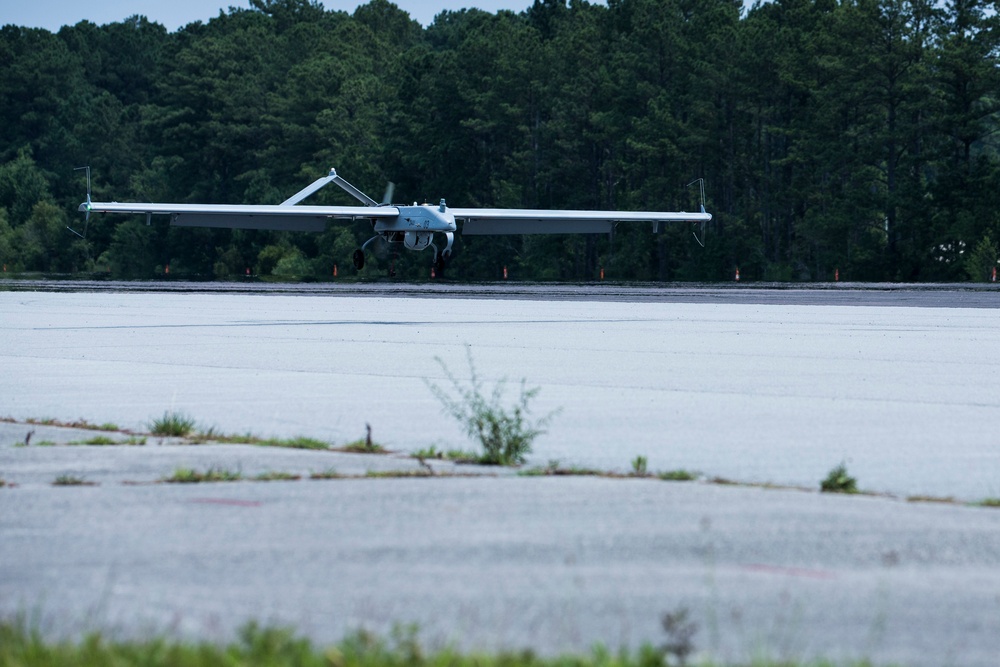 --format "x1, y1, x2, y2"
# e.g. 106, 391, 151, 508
68, 166, 91, 239
687, 178, 707, 248
380, 181, 395, 206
